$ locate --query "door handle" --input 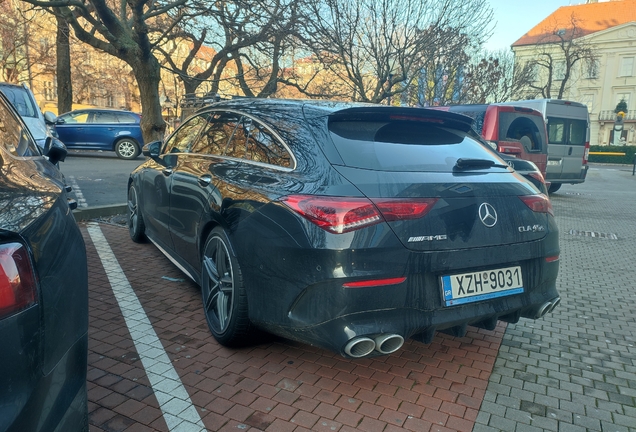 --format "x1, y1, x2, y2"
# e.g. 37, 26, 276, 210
162, 168, 173, 176
568, 147, 573, 155
197, 174, 212, 187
